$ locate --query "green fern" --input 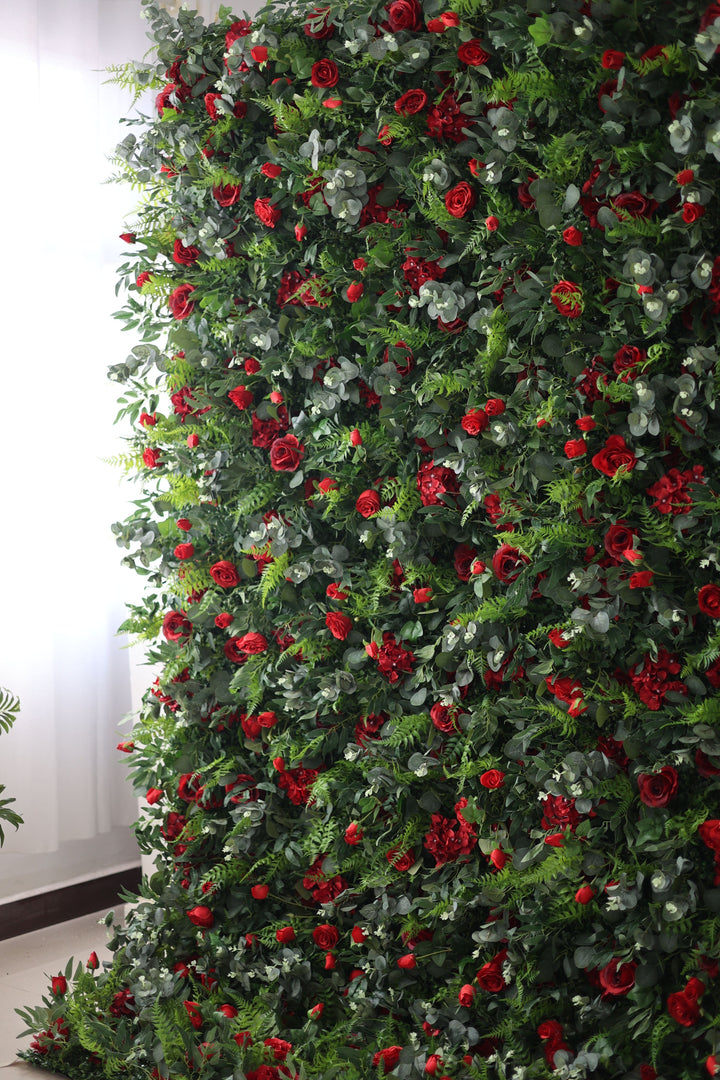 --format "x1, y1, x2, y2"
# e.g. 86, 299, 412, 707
0, 686, 19, 736
257, 551, 291, 607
